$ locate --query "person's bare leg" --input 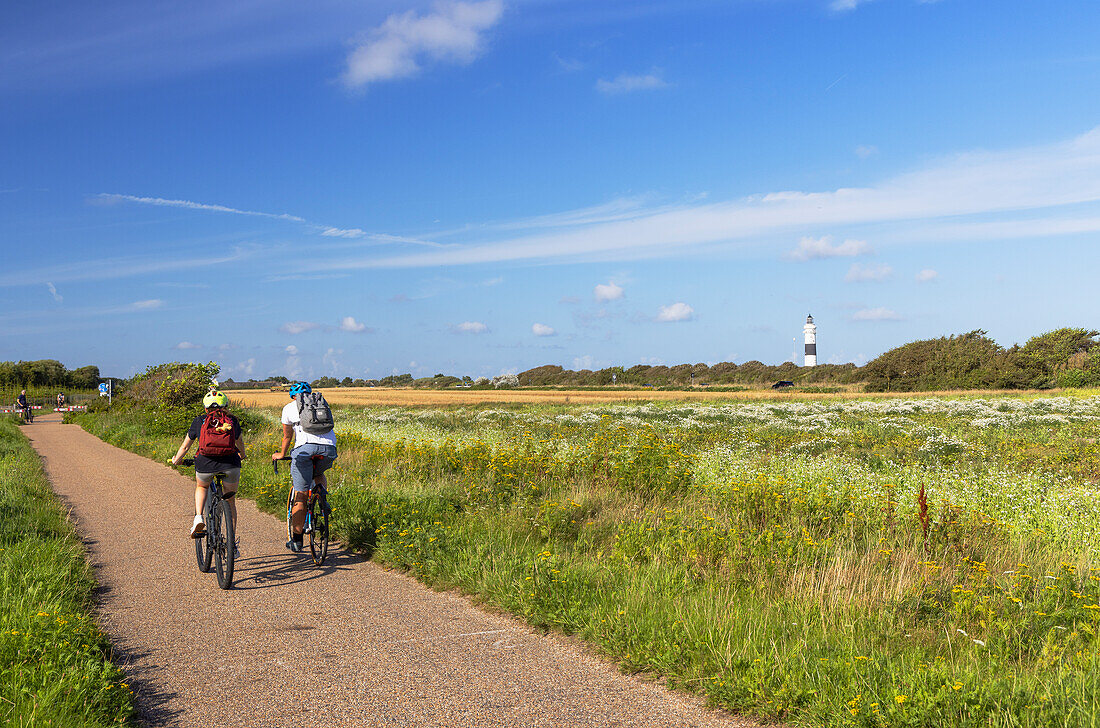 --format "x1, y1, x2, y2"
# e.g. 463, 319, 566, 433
291, 492, 308, 534
194, 479, 207, 517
